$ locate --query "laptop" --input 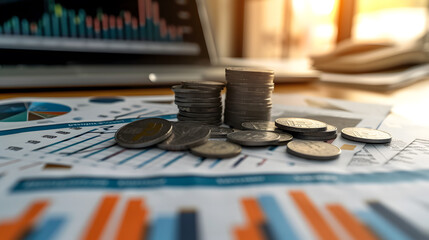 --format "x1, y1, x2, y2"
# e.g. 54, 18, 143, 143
0, 0, 317, 88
